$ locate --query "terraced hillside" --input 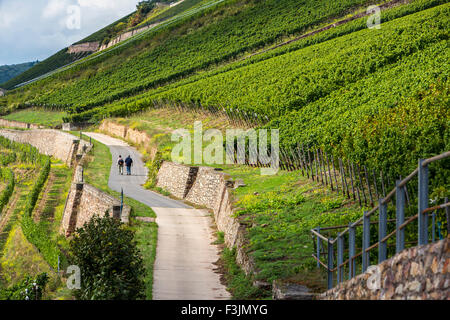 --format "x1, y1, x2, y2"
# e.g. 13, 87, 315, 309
0, 137, 73, 299
0, 0, 448, 300
3, 0, 392, 106
0, 0, 447, 192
